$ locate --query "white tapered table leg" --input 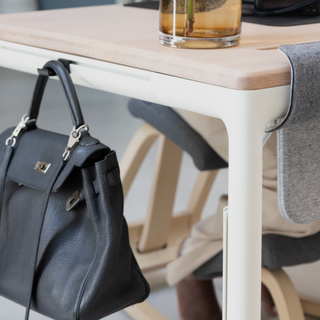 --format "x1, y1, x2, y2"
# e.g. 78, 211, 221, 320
222, 100, 285, 320
226, 135, 263, 320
